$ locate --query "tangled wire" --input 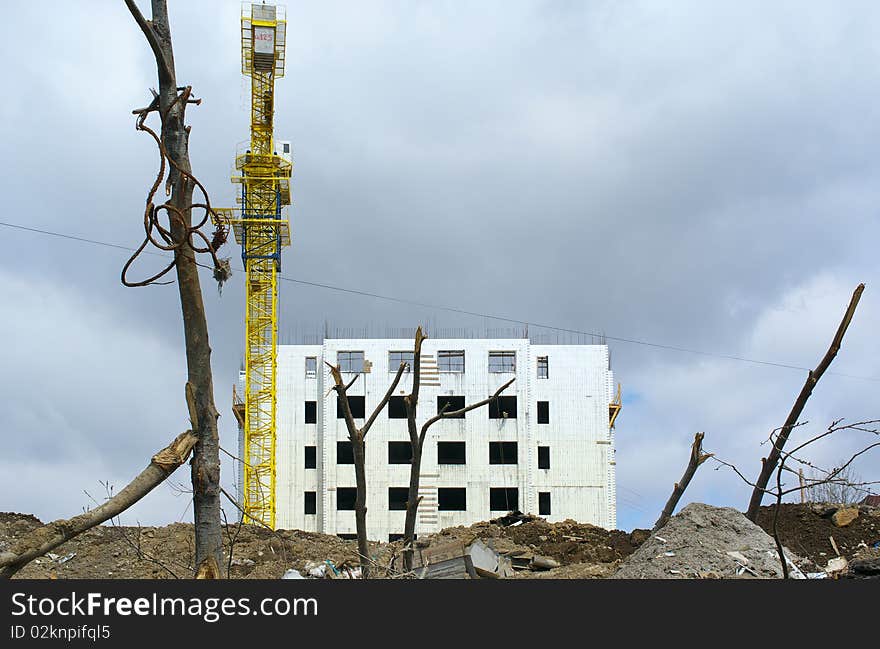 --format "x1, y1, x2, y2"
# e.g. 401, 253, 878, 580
122, 85, 231, 291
